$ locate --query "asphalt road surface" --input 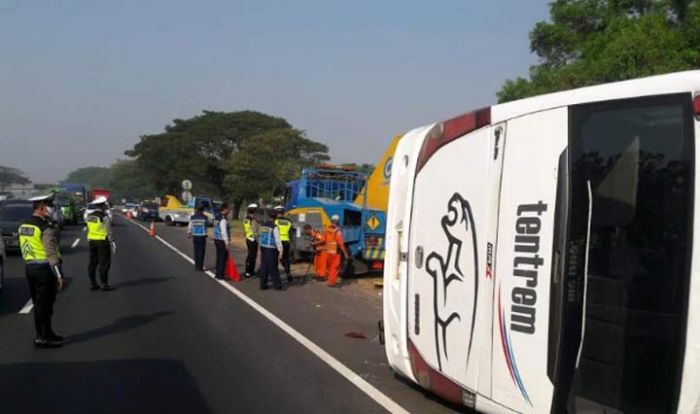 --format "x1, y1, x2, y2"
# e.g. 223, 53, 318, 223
0, 216, 466, 414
